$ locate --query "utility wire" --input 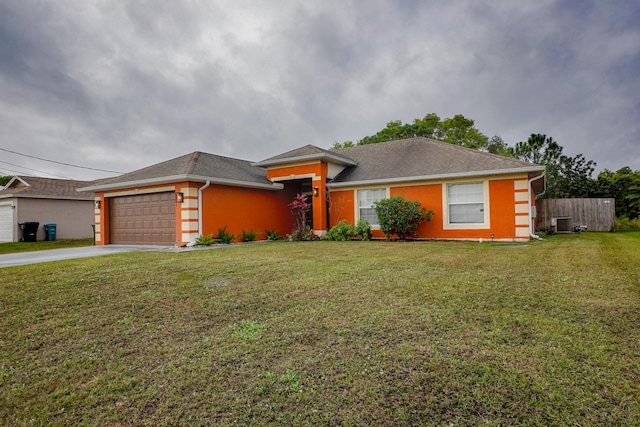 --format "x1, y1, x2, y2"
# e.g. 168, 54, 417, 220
0, 160, 70, 179
0, 147, 124, 174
